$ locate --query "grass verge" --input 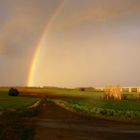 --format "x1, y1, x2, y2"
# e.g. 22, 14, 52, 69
0, 98, 42, 140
